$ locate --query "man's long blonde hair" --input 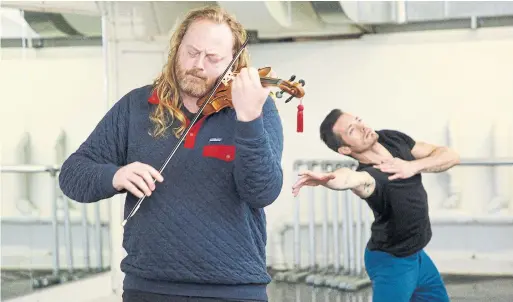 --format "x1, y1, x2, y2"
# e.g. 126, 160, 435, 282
150, 5, 249, 139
